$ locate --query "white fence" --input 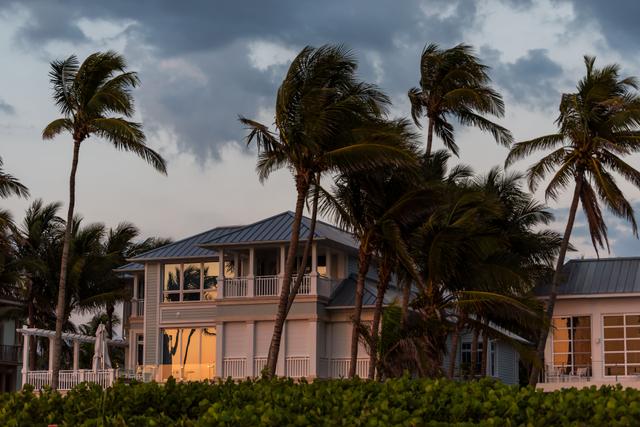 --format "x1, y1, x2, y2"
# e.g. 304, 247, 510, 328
329, 358, 370, 378
223, 278, 248, 297
223, 357, 247, 379
254, 357, 268, 375
285, 357, 310, 378
255, 276, 280, 296
26, 369, 120, 391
